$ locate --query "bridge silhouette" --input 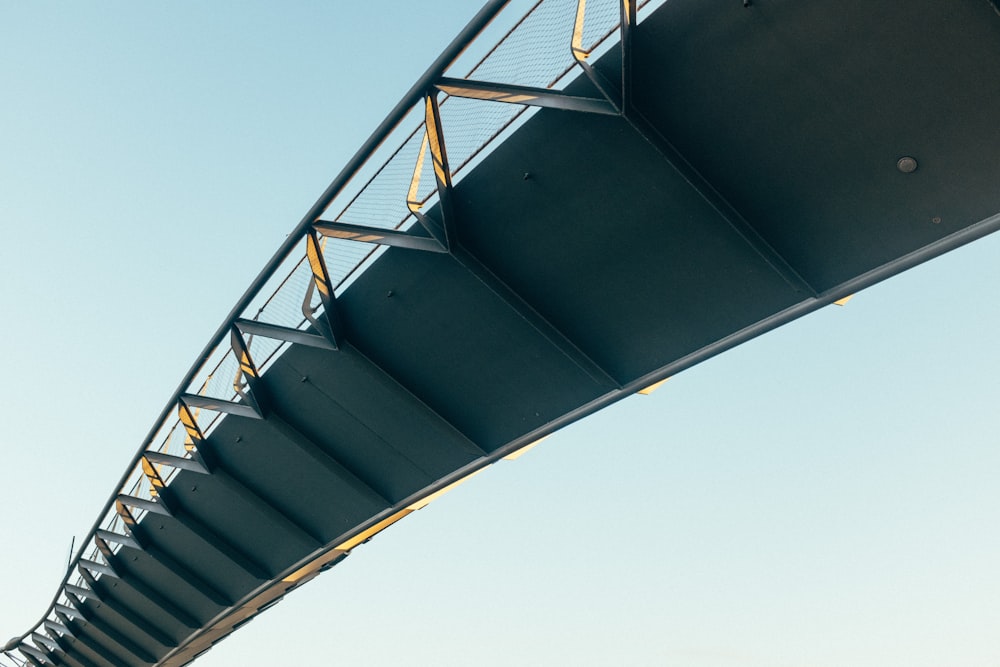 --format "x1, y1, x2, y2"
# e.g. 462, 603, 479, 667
5, 0, 1000, 665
